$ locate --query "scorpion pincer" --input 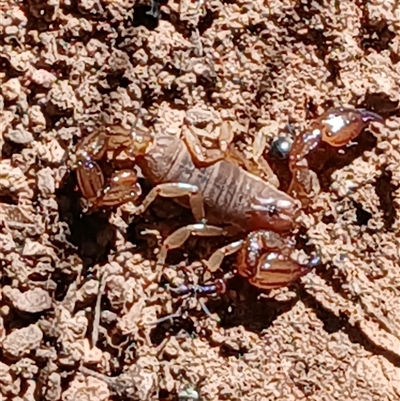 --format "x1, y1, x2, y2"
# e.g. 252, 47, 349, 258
74, 107, 384, 294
